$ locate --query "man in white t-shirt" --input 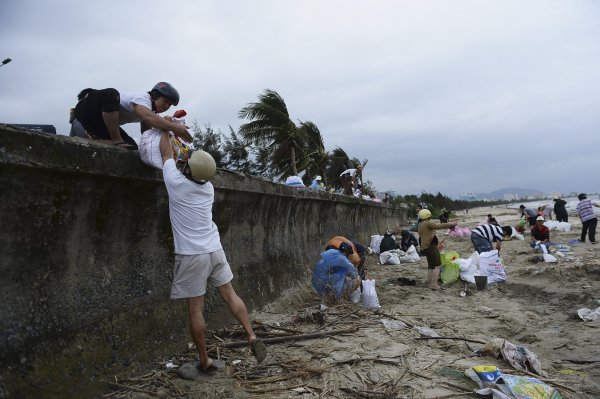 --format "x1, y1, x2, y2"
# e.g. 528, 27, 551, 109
74, 82, 192, 149
160, 138, 267, 373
